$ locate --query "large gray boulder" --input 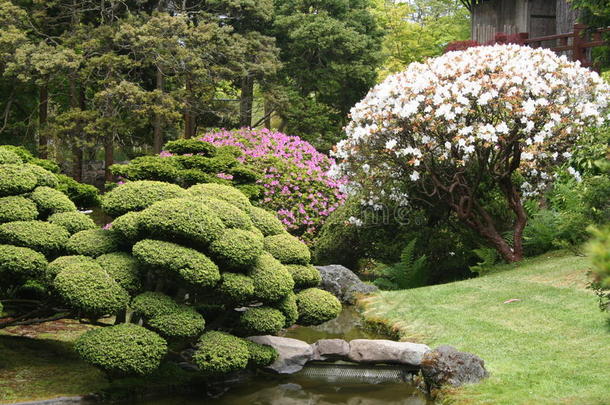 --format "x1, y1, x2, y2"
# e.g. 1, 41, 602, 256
311, 339, 350, 361
248, 336, 313, 374
315, 264, 378, 304
348, 339, 430, 367
420, 345, 489, 388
